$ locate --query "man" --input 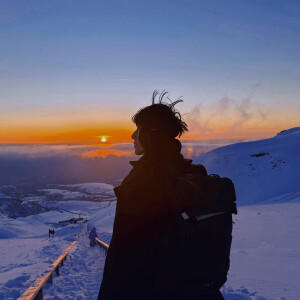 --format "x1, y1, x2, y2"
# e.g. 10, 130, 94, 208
98, 91, 230, 300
